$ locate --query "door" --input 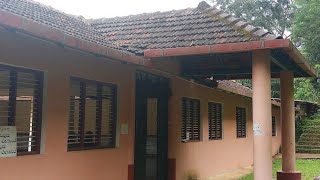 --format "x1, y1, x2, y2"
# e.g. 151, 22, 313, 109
134, 71, 170, 180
